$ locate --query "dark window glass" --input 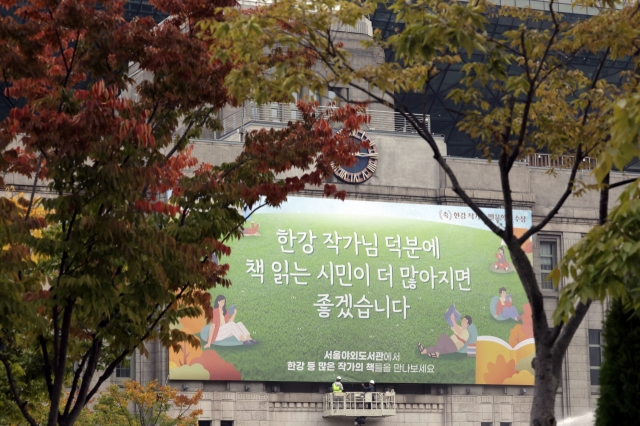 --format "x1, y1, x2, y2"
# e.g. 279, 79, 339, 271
540, 241, 557, 289
588, 330, 603, 385
115, 357, 131, 378
589, 347, 602, 366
